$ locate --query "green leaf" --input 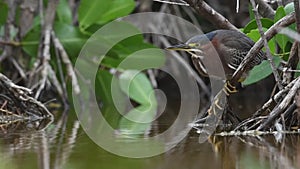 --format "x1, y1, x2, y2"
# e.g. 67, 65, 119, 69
118, 48, 165, 70
119, 70, 154, 105
283, 3, 296, 33
274, 6, 286, 22
98, 70, 158, 135
56, 0, 72, 24
22, 26, 41, 57
242, 56, 281, 85
243, 18, 274, 34
109, 34, 150, 58
102, 47, 165, 70
247, 29, 276, 54
78, 0, 135, 30
22, 22, 88, 58
284, 2, 294, 15
275, 34, 289, 52
78, 0, 112, 30
0, 1, 8, 26
274, 6, 290, 51
54, 22, 89, 58
99, 0, 135, 24
96, 70, 127, 128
